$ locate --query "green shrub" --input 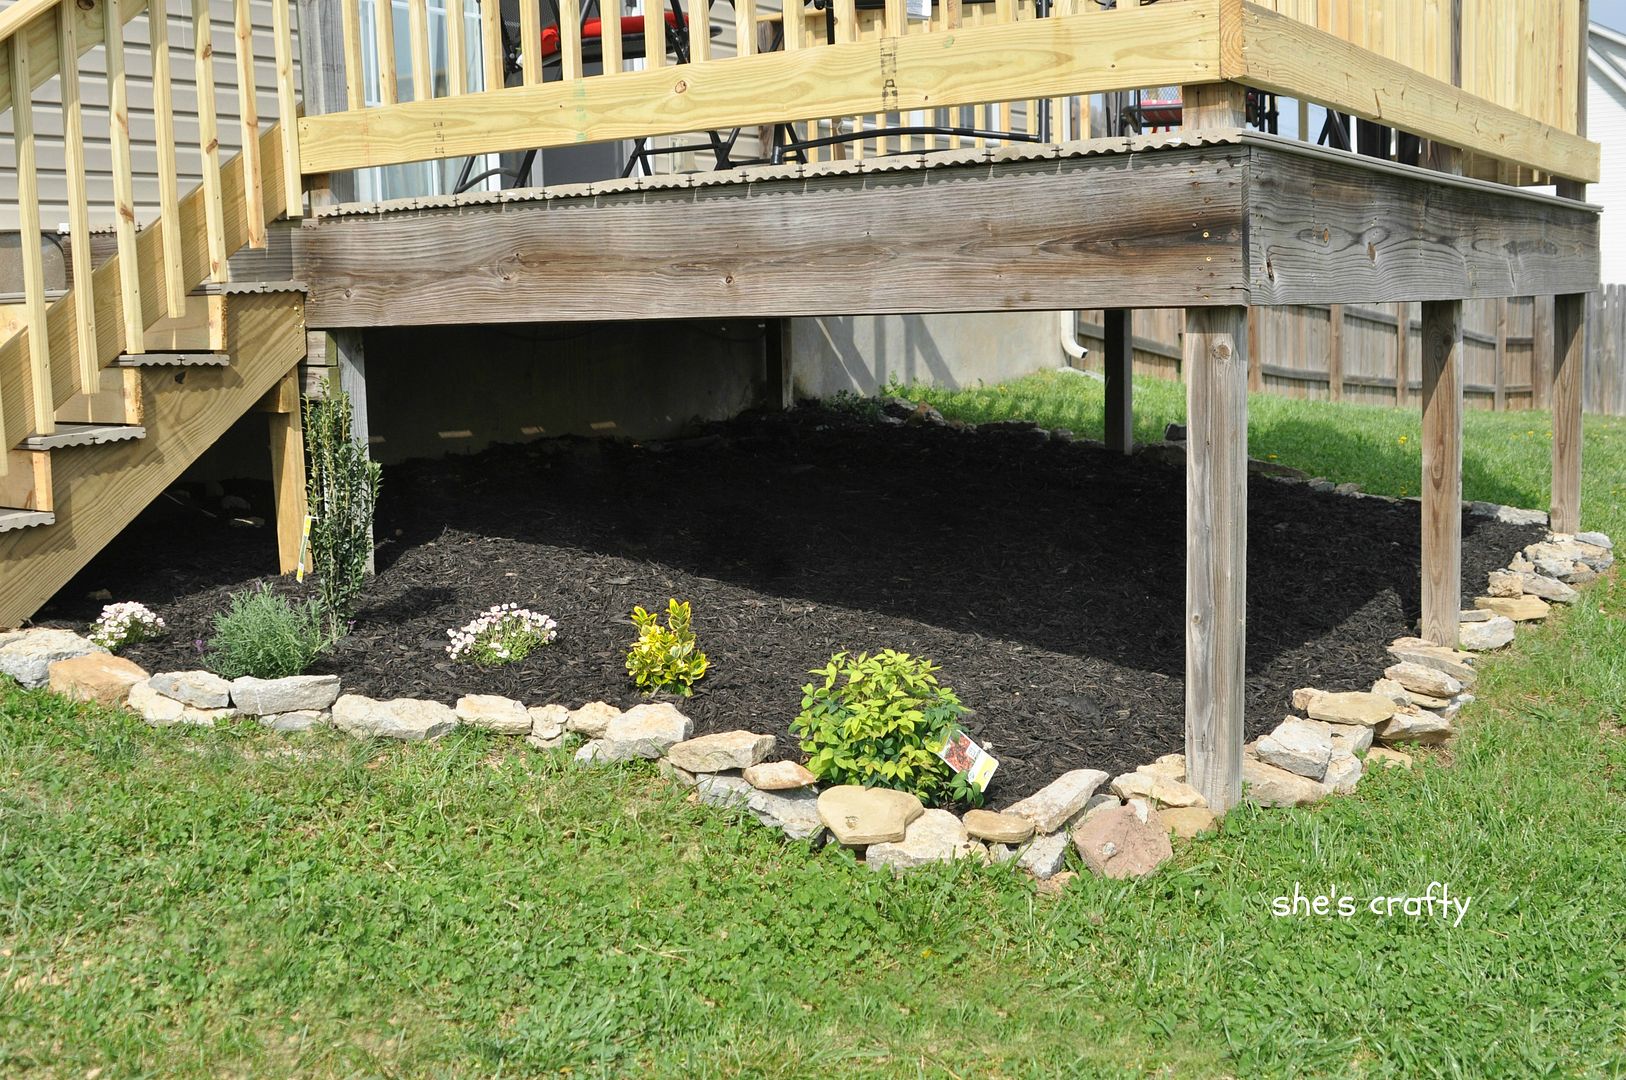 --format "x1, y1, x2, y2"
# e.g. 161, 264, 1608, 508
304, 381, 382, 630
790, 649, 974, 806
206, 585, 331, 680
626, 599, 709, 696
